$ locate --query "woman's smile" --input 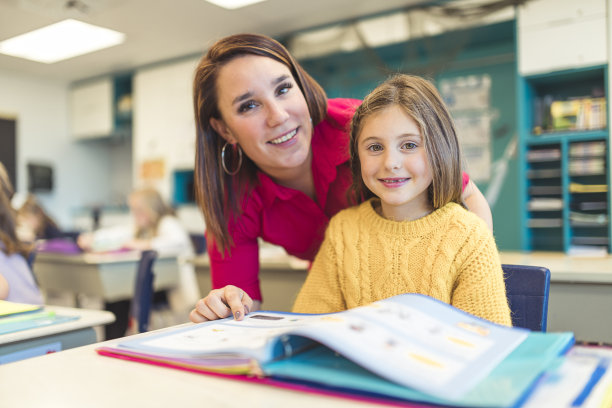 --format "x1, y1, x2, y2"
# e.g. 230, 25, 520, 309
268, 127, 298, 145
